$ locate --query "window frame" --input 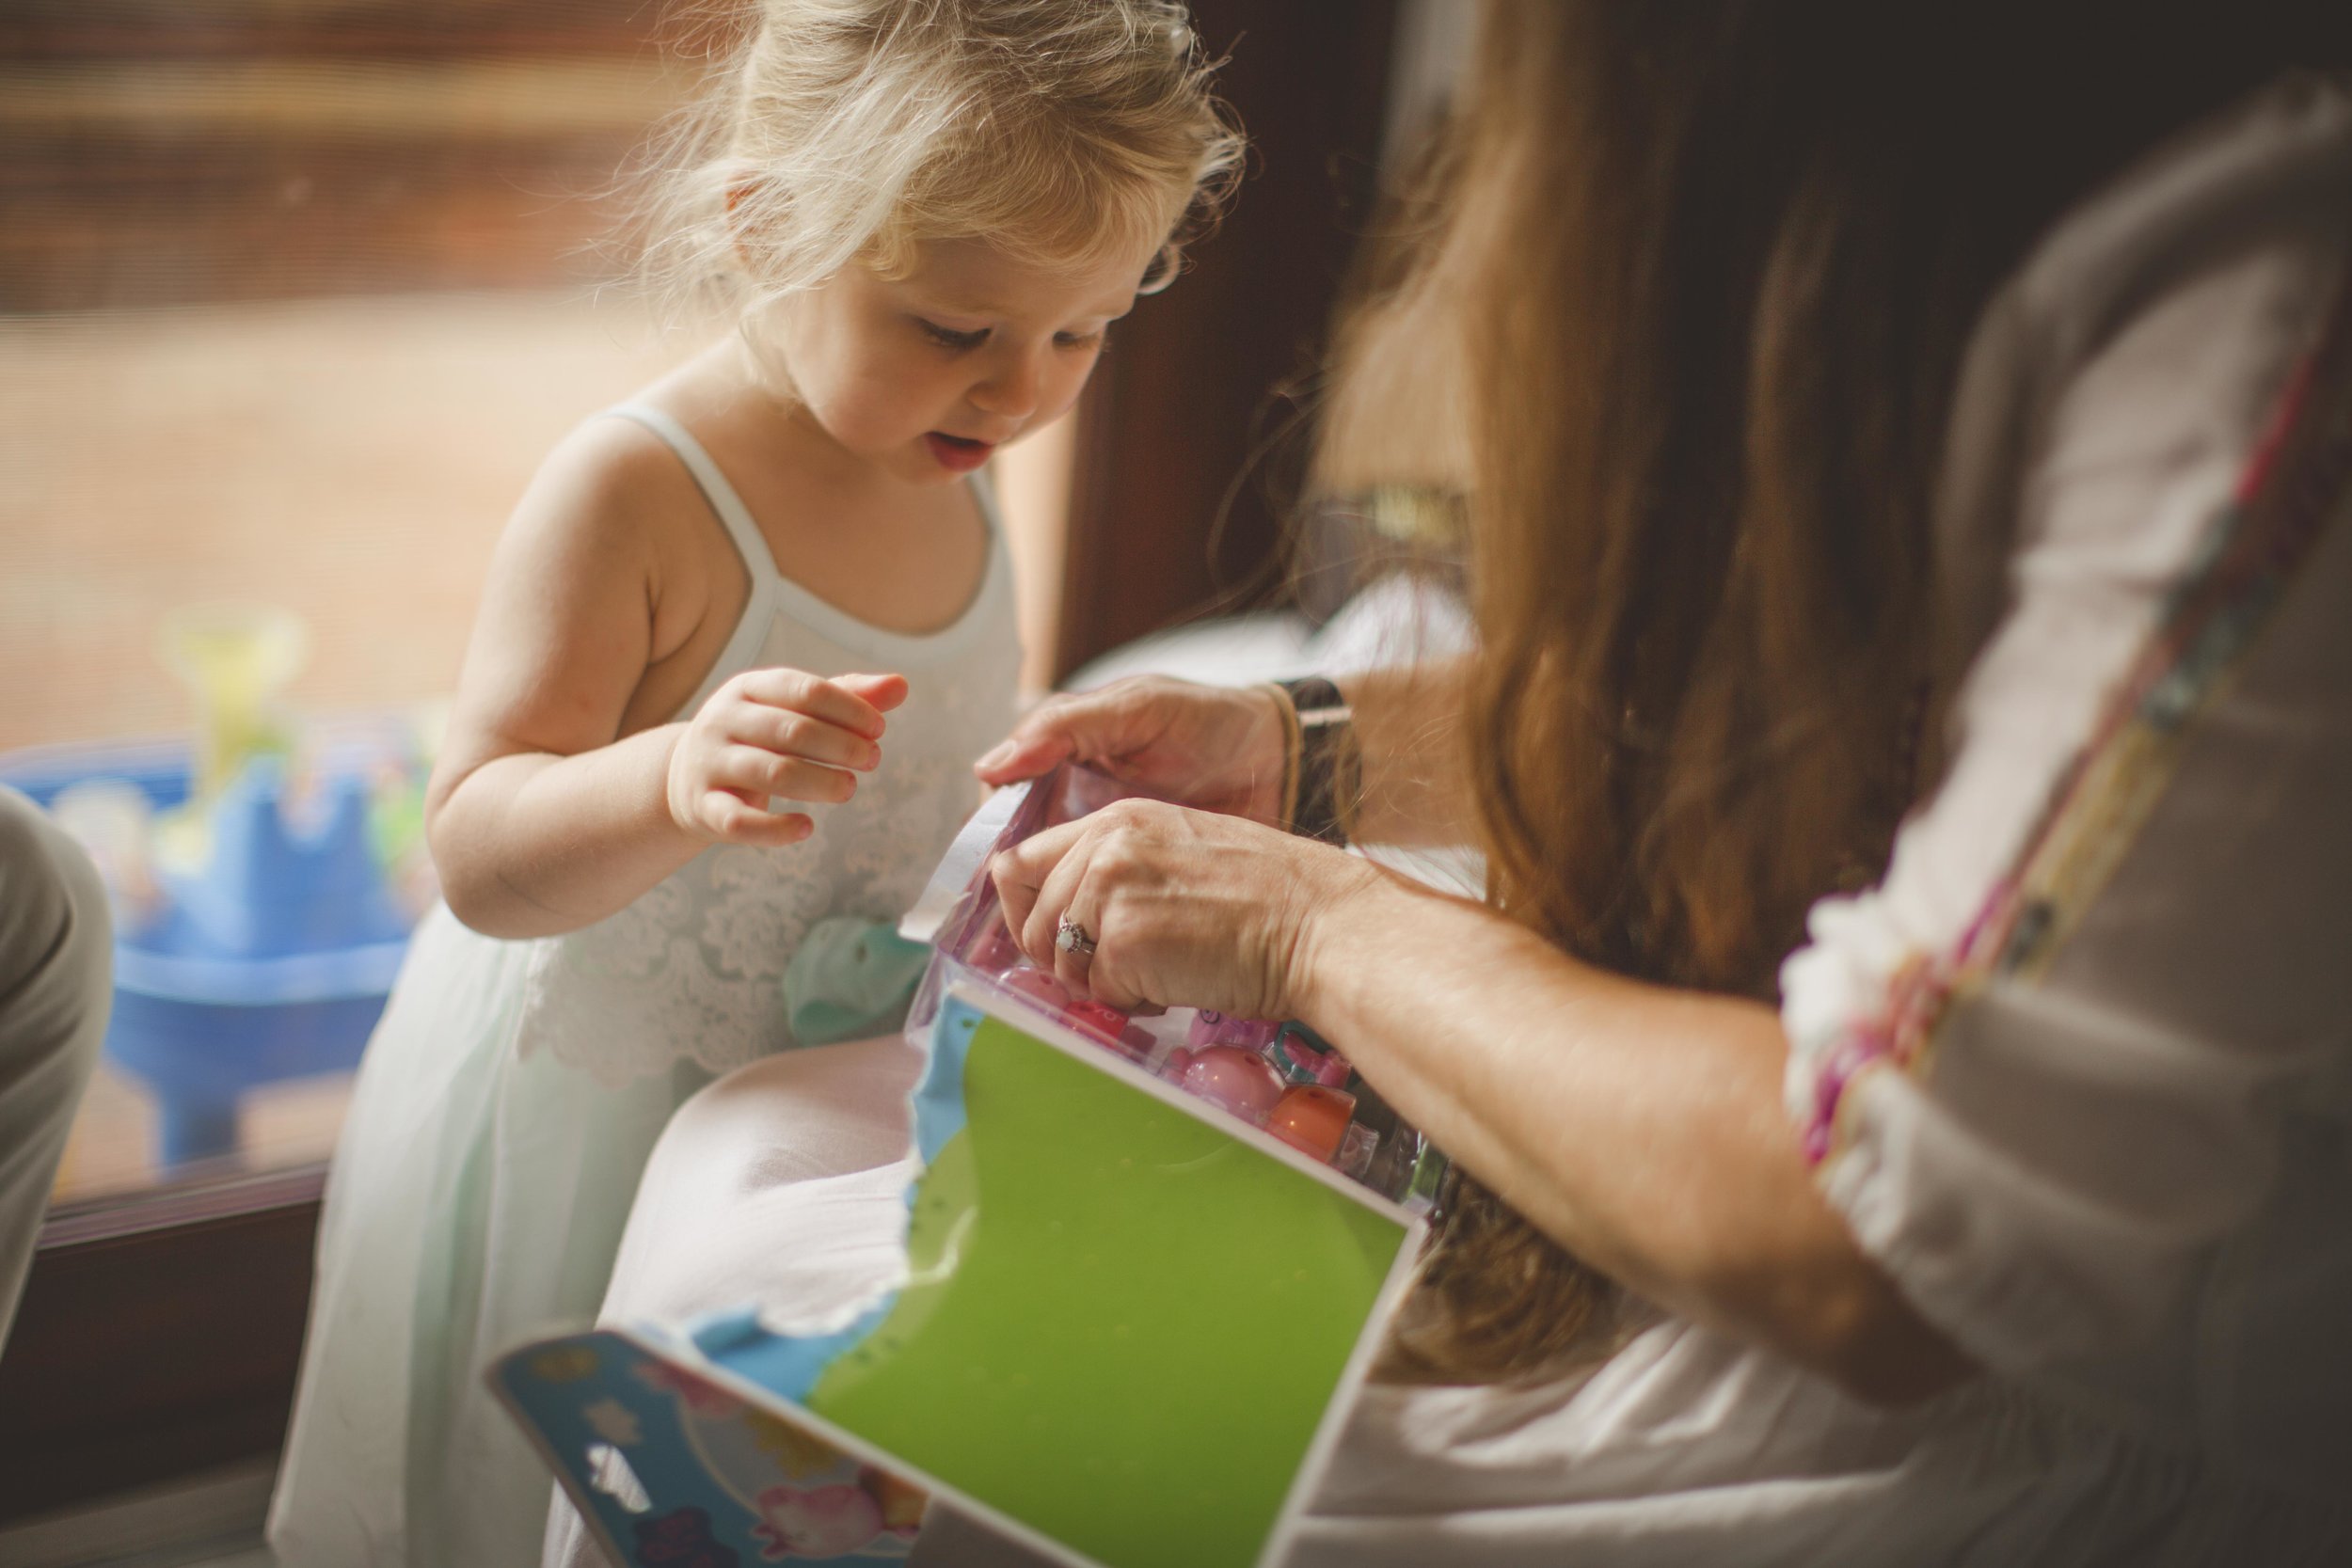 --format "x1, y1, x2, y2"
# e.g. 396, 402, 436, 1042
2, 1172, 323, 1520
